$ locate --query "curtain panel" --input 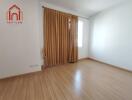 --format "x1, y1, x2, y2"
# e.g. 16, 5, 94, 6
44, 7, 78, 67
